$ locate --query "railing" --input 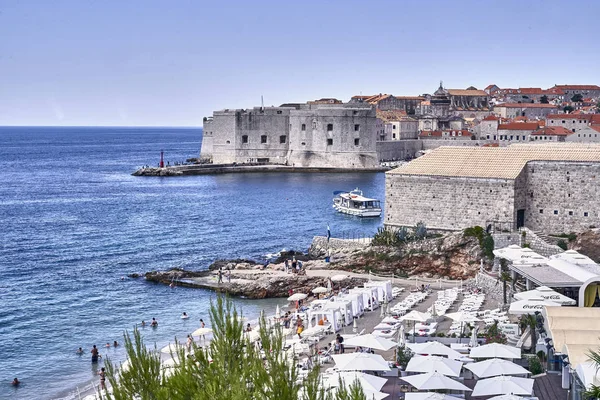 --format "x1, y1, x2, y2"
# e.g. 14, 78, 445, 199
330, 230, 373, 242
